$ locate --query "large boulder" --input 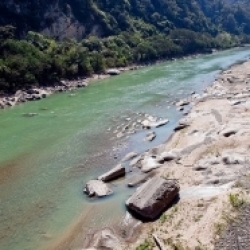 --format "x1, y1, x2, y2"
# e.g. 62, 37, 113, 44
84, 180, 113, 197
126, 177, 179, 220
98, 164, 125, 182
